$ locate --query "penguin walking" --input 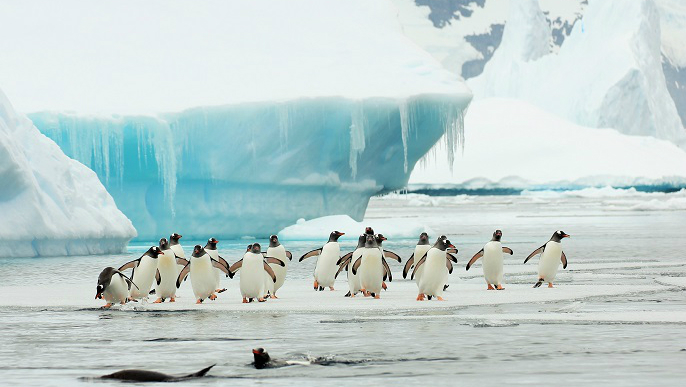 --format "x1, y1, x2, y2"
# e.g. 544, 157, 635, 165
299, 231, 345, 291
351, 234, 384, 298
118, 246, 164, 300
412, 236, 456, 301
153, 238, 189, 303
524, 230, 570, 288
404, 233, 457, 293
95, 267, 138, 308
229, 243, 278, 303
336, 235, 365, 297
374, 233, 402, 290
169, 233, 186, 261
177, 245, 230, 304
264, 235, 291, 298
466, 230, 513, 290
204, 238, 230, 294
